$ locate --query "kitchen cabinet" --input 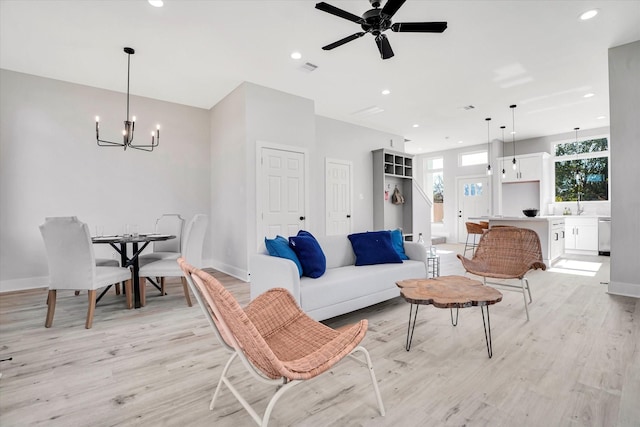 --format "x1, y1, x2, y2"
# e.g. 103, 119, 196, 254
497, 152, 553, 217
499, 153, 545, 183
564, 217, 598, 254
549, 219, 565, 261
372, 149, 413, 239
479, 216, 564, 265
